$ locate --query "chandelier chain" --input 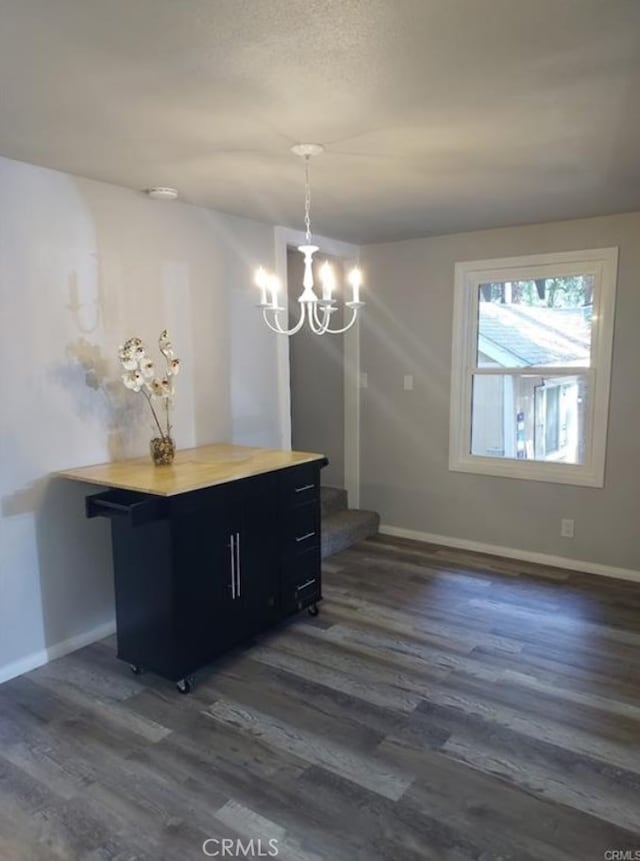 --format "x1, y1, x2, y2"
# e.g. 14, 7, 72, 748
303, 155, 312, 242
